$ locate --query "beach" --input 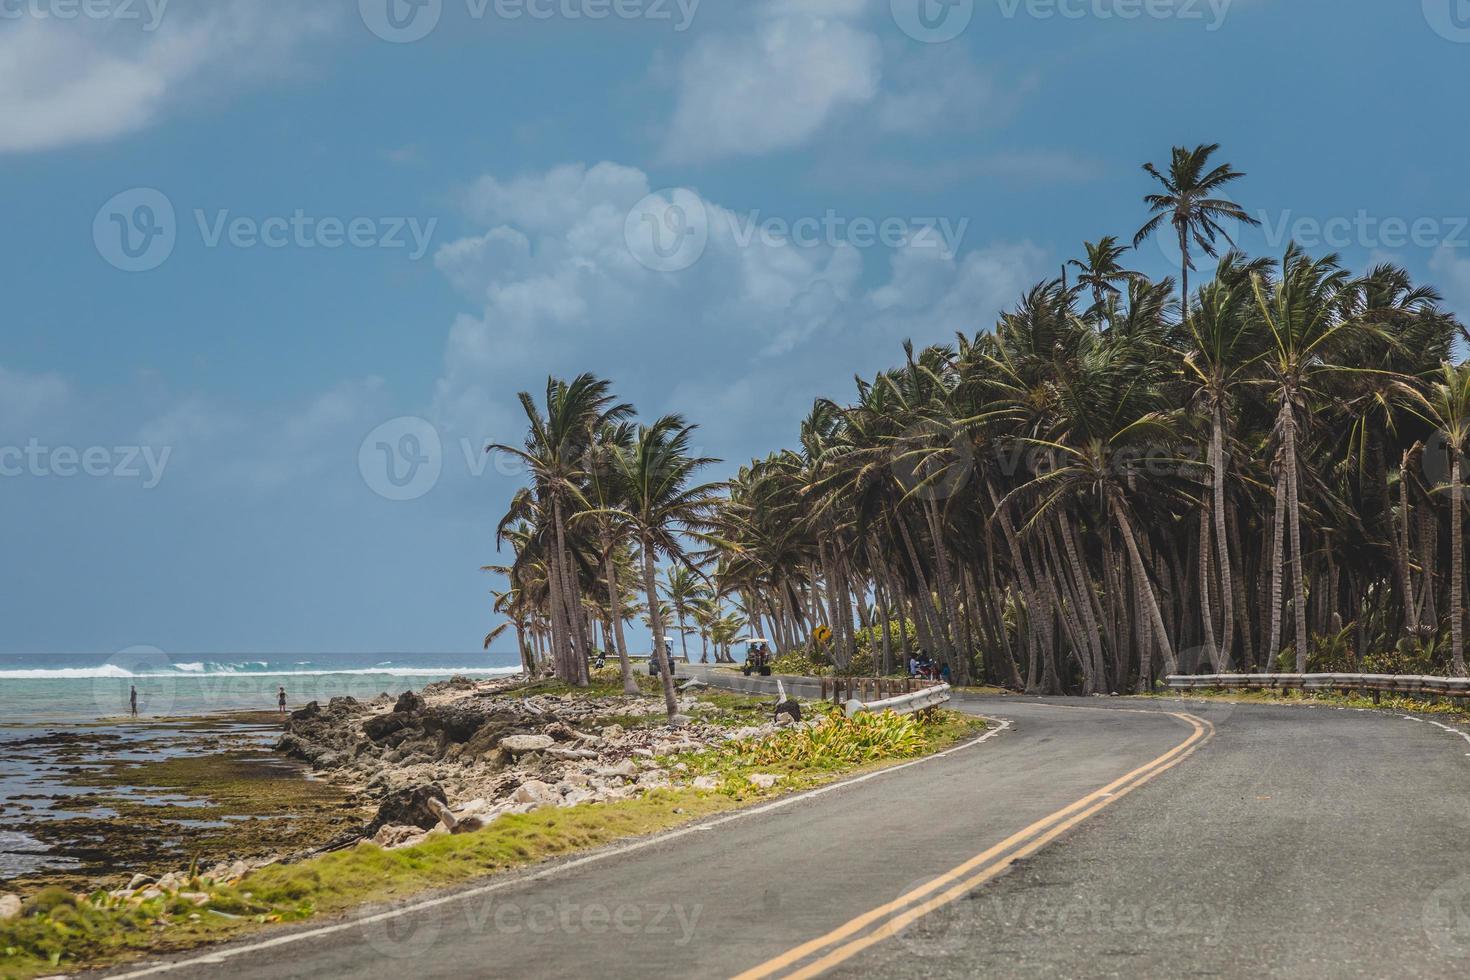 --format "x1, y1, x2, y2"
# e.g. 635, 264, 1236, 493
0, 654, 520, 890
